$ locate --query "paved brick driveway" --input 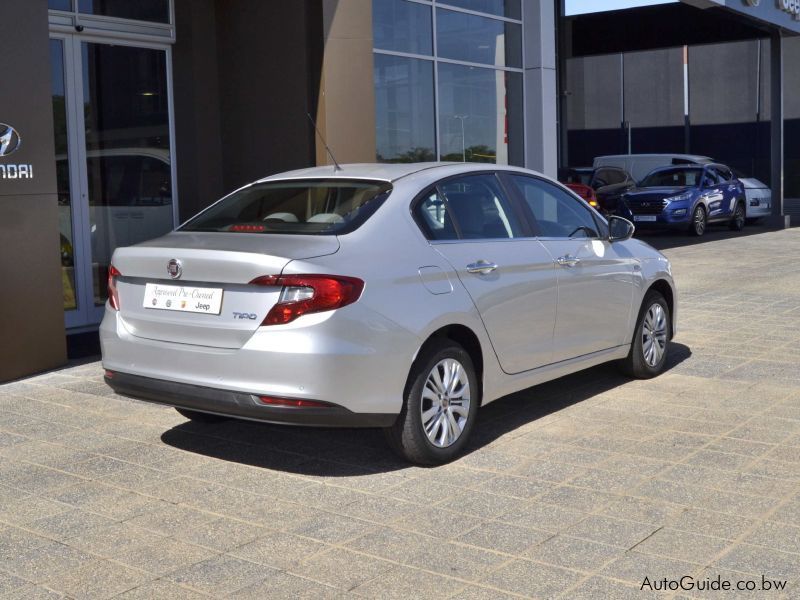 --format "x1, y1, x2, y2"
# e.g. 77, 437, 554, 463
2, 228, 800, 599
